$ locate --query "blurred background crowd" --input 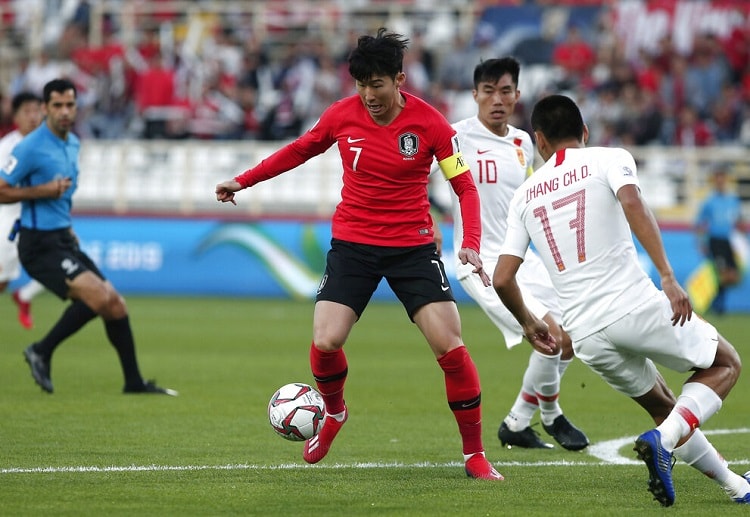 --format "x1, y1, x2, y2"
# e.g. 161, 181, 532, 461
0, 0, 749, 148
